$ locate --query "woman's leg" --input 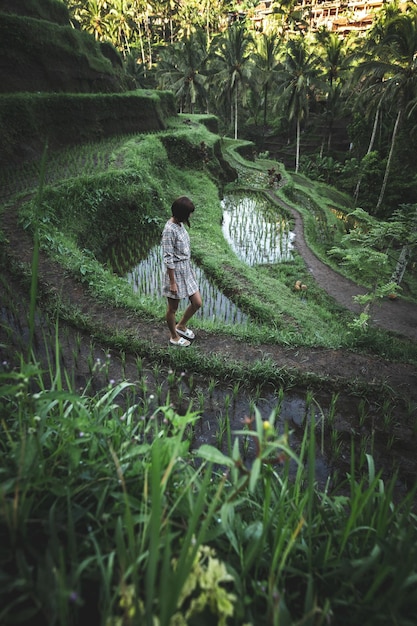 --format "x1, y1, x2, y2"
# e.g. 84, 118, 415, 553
166, 297, 180, 340
177, 291, 202, 331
